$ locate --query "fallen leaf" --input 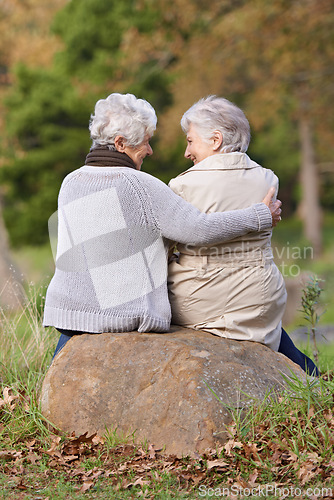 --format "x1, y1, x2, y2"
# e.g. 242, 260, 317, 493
207, 459, 229, 470
270, 443, 283, 463
148, 444, 156, 459
244, 442, 261, 461
133, 477, 150, 487
43, 450, 66, 465
104, 470, 118, 477
306, 452, 320, 463
62, 444, 79, 455
234, 476, 249, 488
281, 450, 298, 463
122, 478, 134, 489
92, 435, 105, 445
0, 450, 23, 461
85, 470, 104, 480
0, 387, 19, 409
69, 432, 97, 446
226, 423, 238, 437
79, 480, 94, 493
16, 478, 28, 490
45, 435, 61, 455
192, 472, 206, 486
63, 454, 79, 462
69, 468, 86, 478
248, 470, 259, 486
26, 452, 41, 465
26, 439, 36, 449
308, 406, 315, 418
118, 463, 129, 472
224, 439, 243, 456
298, 464, 321, 485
